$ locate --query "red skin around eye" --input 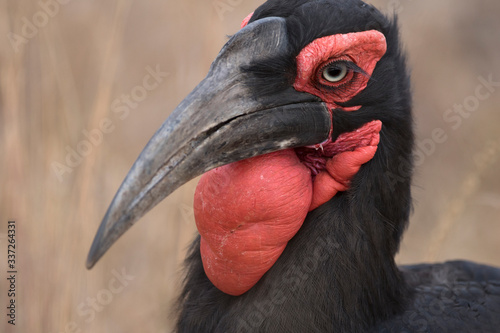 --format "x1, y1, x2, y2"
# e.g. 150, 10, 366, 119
294, 30, 387, 110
